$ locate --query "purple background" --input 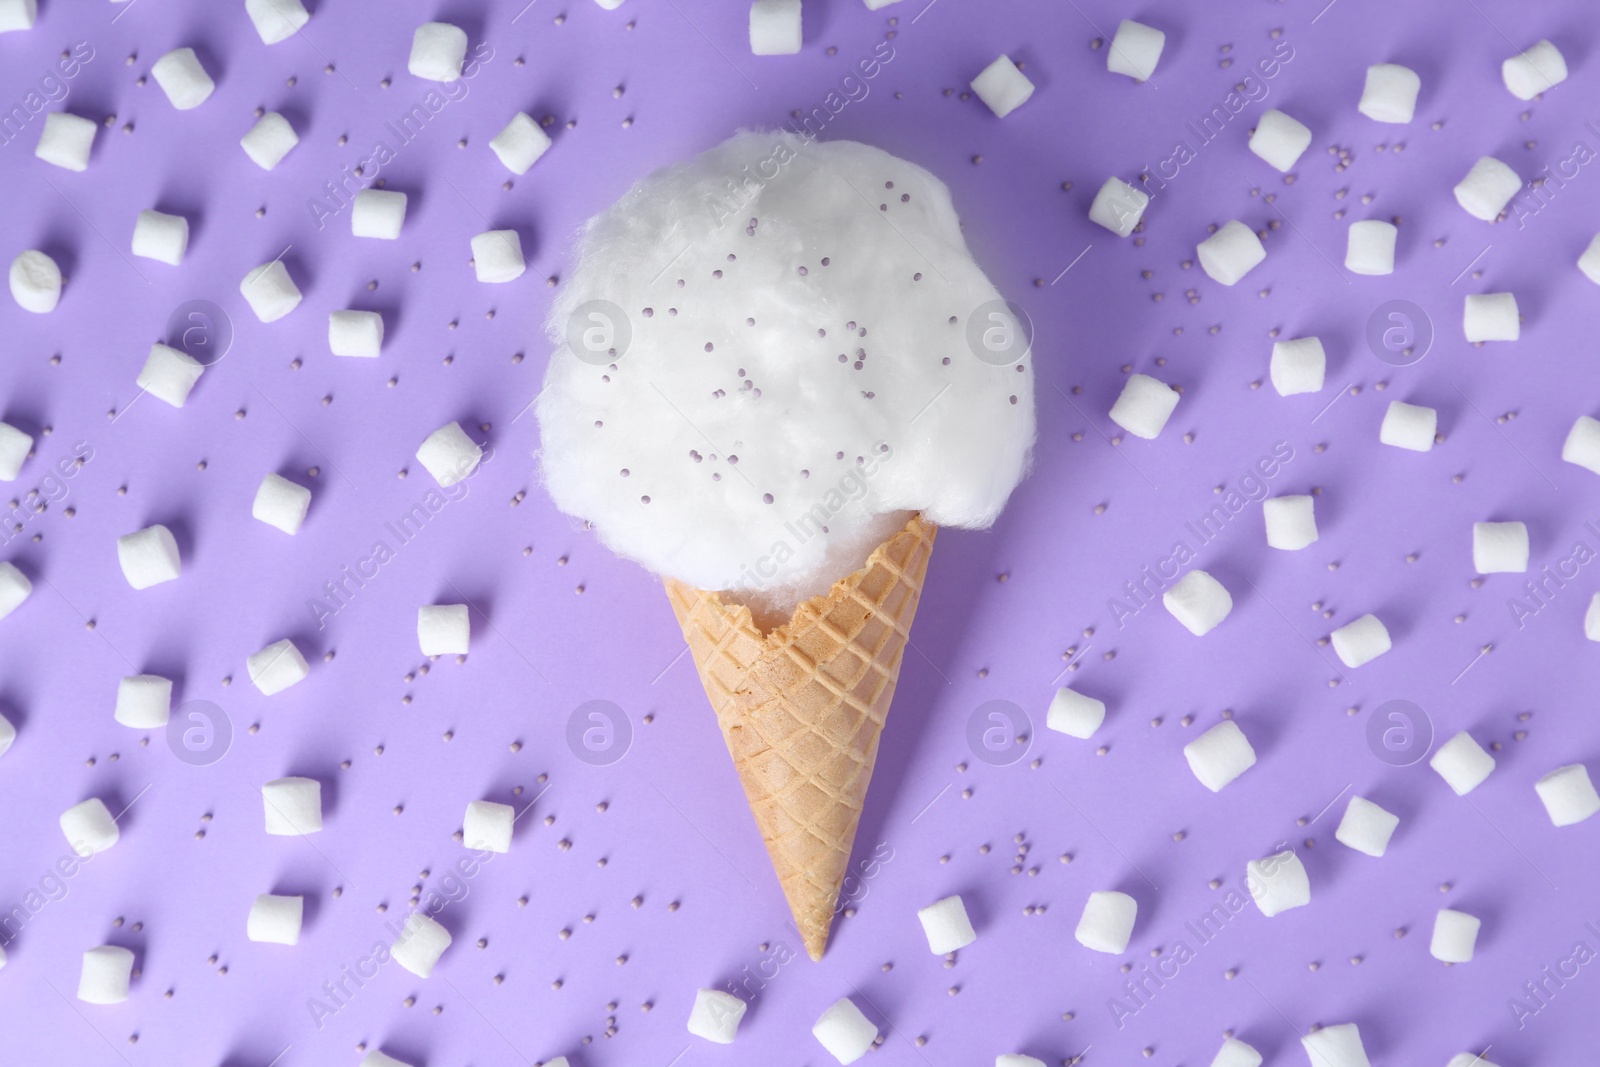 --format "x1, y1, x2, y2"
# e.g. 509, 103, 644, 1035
1, 0, 1597, 1064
